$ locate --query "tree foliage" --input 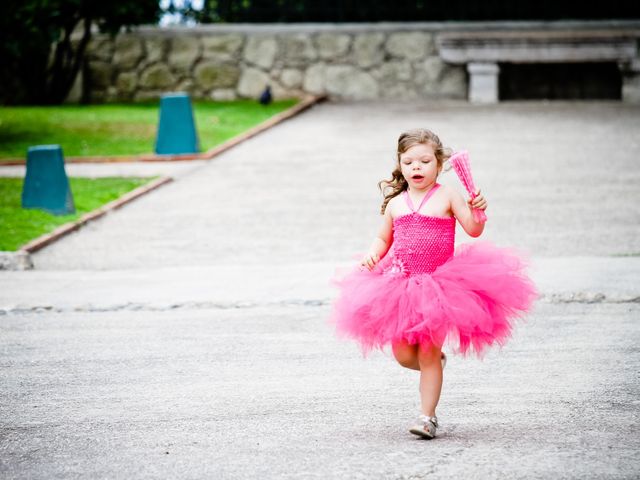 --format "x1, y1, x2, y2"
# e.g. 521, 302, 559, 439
0, 0, 160, 105
172, 0, 640, 23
